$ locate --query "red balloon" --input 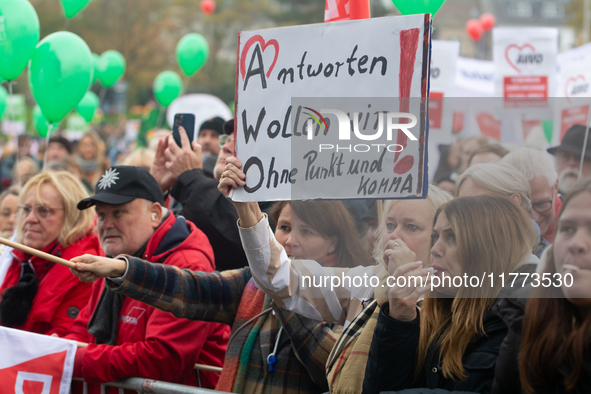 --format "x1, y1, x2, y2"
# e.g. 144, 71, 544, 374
466, 19, 483, 41
200, 0, 215, 15
479, 13, 496, 31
